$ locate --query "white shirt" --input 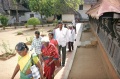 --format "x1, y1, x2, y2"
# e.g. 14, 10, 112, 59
30, 36, 42, 54
55, 27, 68, 47
68, 28, 76, 42
72, 19, 76, 26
